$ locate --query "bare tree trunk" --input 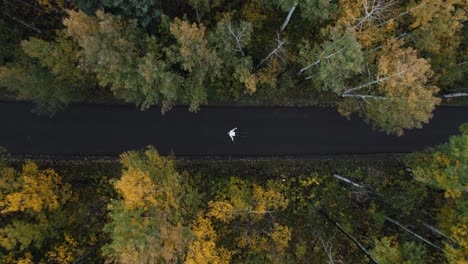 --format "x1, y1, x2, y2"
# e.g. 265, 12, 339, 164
354, 0, 396, 29
442, 93, 468, 98
341, 94, 388, 101
371, 32, 409, 52
227, 21, 248, 56
2, 12, 41, 33
256, 33, 286, 69
422, 222, 455, 242
342, 65, 415, 96
385, 217, 444, 251
194, 5, 201, 24
319, 209, 379, 264
342, 78, 388, 95
280, 2, 298, 32
298, 49, 343, 75
333, 174, 364, 188
377, 3, 423, 27
316, 231, 342, 264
